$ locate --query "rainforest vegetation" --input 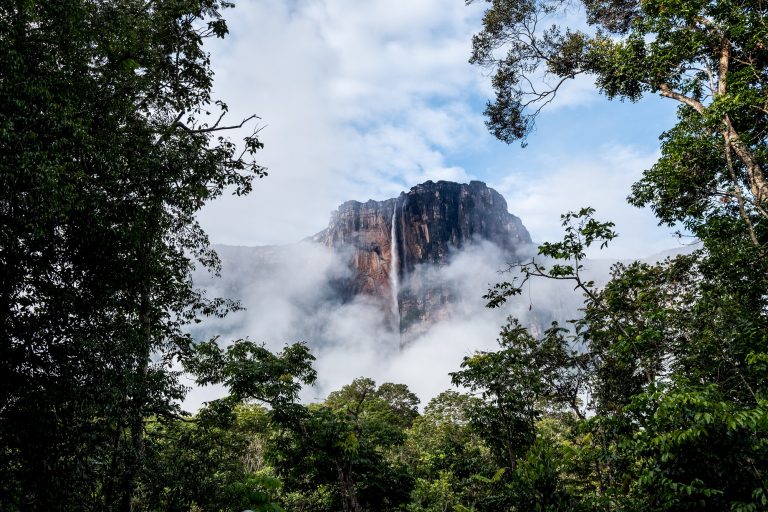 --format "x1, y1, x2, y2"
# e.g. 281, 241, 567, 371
1, 0, 767, 511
